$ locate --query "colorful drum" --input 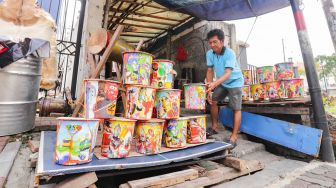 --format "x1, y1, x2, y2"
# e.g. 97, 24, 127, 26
265, 81, 281, 100
84, 79, 120, 119
156, 89, 181, 119
135, 119, 165, 154
256, 66, 274, 83
275, 62, 294, 80
123, 51, 153, 85
187, 116, 206, 144
164, 118, 188, 148
184, 83, 206, 110
282, 79, 304, 98
251, 84, 266, 101
101, 118, 136, 158
151, 59, 175, 89
55, 118, 100, 165
125, 85, 156, 120
242, 70, 252, 85
242, 85, 250, 101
